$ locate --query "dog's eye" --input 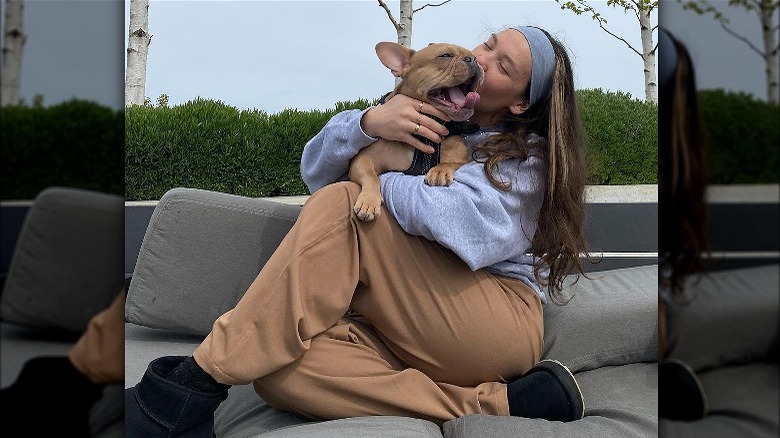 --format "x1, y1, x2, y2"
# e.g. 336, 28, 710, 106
438, 53, 453, 58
